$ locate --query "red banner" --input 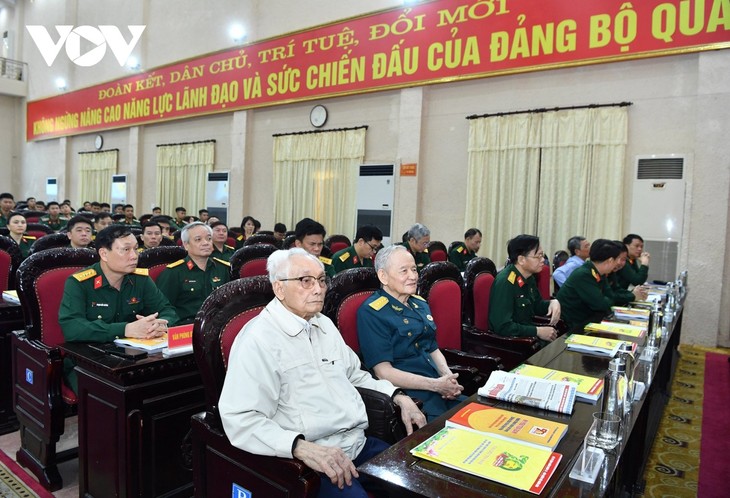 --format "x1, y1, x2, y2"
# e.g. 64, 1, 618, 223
26, 0, 730, 140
